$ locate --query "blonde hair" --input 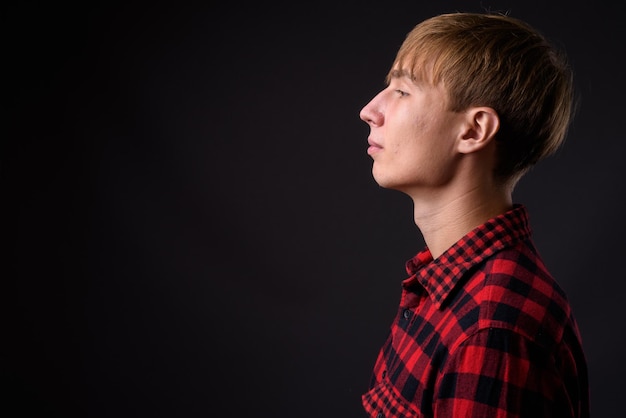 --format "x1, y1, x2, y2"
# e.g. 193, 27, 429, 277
389, 12, 575, 183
